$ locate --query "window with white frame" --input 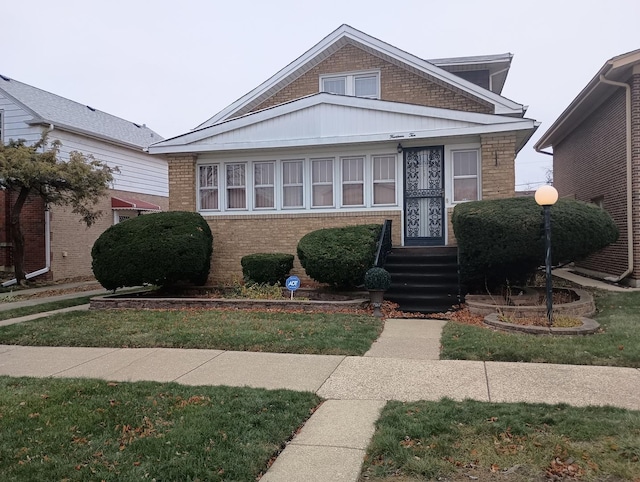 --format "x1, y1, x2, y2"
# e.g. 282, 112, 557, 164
320, 72, 380, 99
341, 157, 364, 206
452, 150, 479, 202
254, 162, 275, 209
282, 160, 304, 208
226, 163, 246, 209
312, 158, 334, 207
199, 164, 219, 210
373, 155, 396, 205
